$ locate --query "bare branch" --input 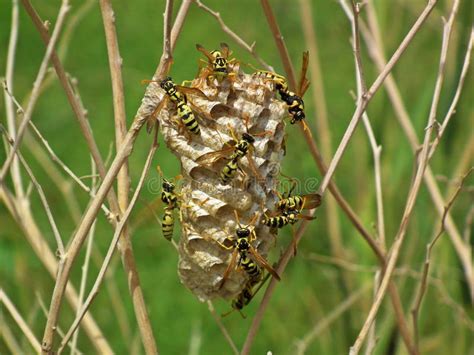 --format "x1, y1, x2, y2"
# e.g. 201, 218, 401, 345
0, 0, 70, 181
58, 134, 158, 352
350, 2, 461, 353
193, 0, 273, 71
0, 289, 42, 353
206, 301, 239, 355
411, 167, 473, 349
